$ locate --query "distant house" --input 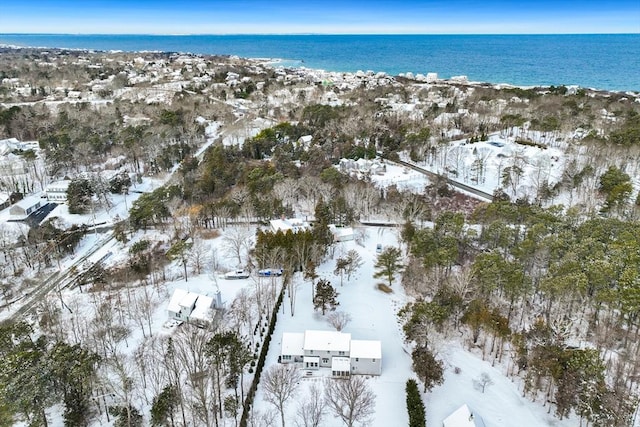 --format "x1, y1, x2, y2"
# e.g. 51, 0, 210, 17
328, 224, 354, 242
45, 180, 71, 202
296, 135, 313, 151
9, 194, 42, 219
269, 217, 310, 234
167, 289, 222, 326
281, 330, 382, 376
442, 404, 485, 427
